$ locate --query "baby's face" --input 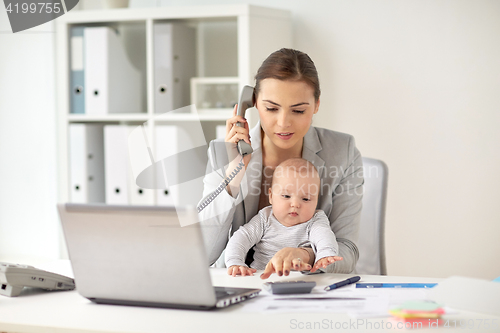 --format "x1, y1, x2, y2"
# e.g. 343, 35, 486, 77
268, 171, 320, 227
